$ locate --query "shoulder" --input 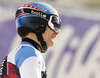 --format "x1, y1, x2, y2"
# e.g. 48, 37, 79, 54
15, 45, 37, 60
15, 45, 38, 68
18, 45, 36, 56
